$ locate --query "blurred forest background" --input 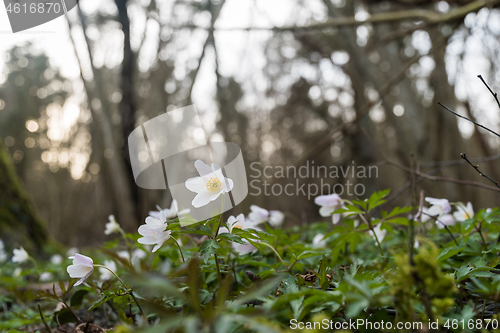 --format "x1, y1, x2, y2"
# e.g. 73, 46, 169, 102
1, 0, 500, 248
